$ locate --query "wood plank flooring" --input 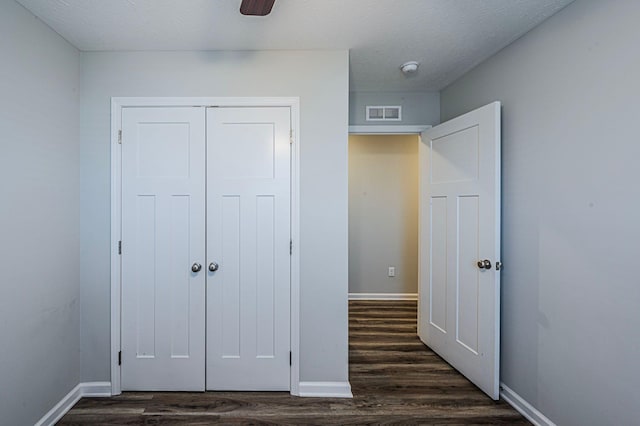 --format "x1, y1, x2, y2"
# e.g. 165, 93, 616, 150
58, 300, 528, 425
